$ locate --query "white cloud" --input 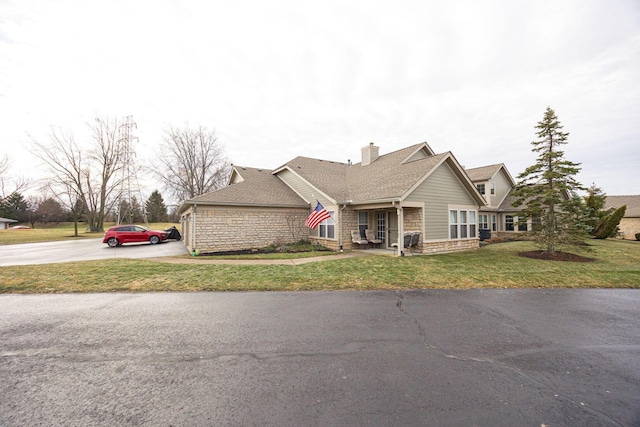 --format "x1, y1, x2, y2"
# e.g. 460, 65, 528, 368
1, 0, 639, 196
